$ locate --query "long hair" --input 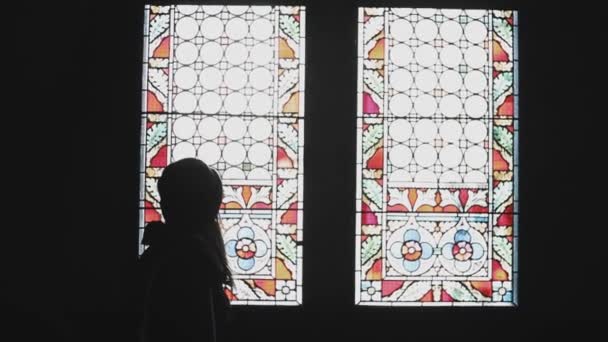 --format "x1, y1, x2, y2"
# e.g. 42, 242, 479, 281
157, 158, 232, 286
206, 217, 233, 286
